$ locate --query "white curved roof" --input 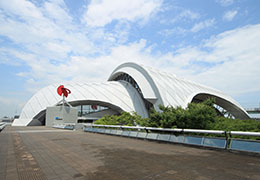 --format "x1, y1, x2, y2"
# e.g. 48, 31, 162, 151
13, 81, 148, 126
14, 62, 249, 126
108, 62, 249, 119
